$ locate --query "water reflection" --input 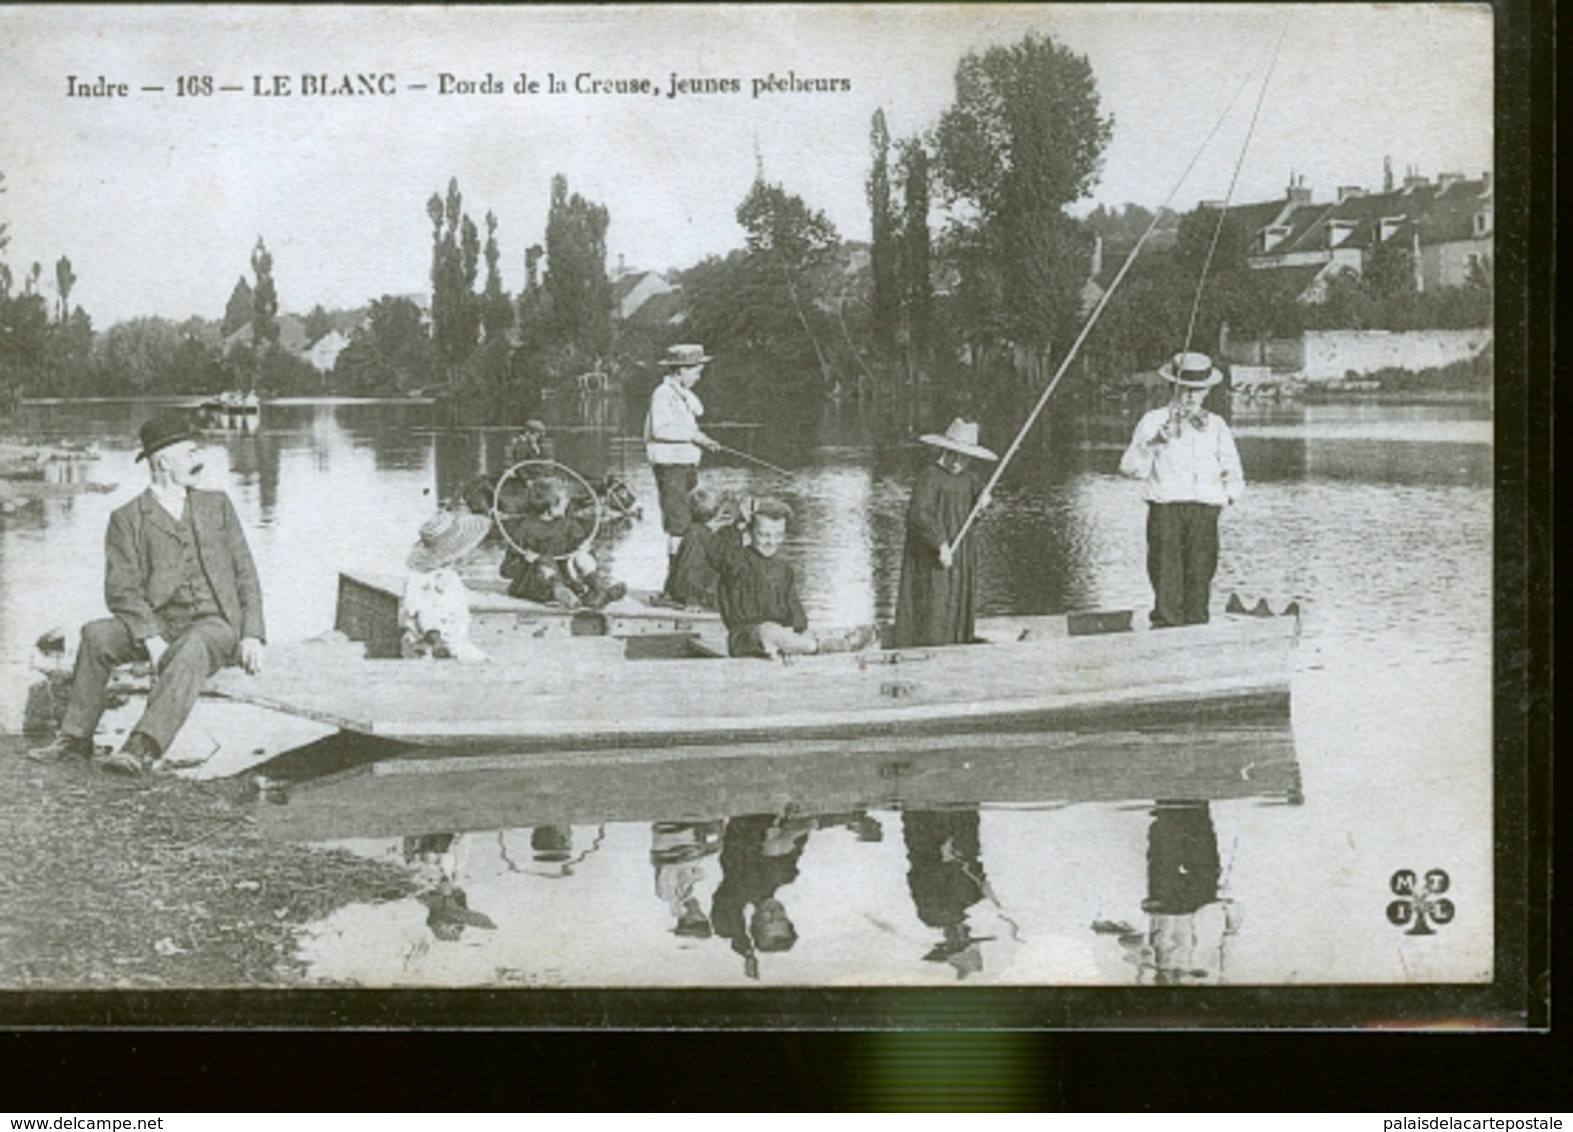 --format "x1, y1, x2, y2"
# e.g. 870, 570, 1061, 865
0, 395, 1492, 986
1104, 802, 1232, 987
904, 810, 995, 980
271, 720, 1300, 986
